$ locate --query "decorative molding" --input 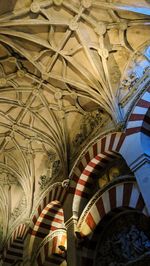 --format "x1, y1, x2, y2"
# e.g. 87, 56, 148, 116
72, 109, 110, 156
129, 154, 150, 172
77, 178, 147, 236
95, 222, 150, 265
119, 43, 150, 107
10, 196, 27, 224
32, 228, 67, 263
62, 179, 70, 189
